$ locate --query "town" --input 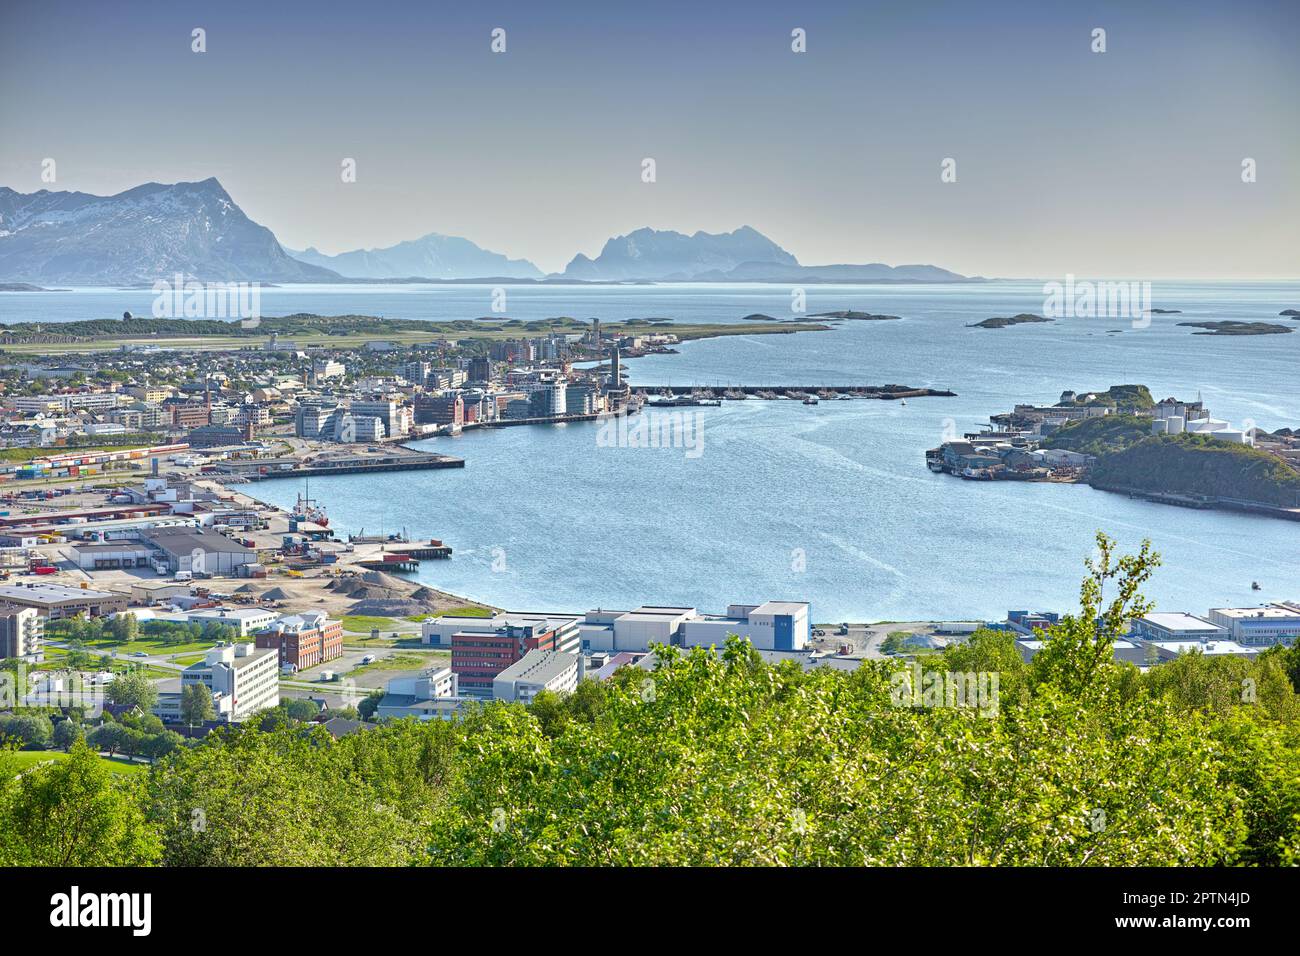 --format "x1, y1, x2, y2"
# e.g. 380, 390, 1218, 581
927, 386, 1300, 520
